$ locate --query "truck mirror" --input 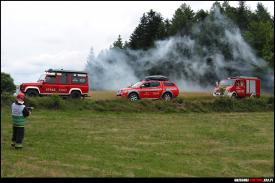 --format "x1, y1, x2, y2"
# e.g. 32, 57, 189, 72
215, 81, 219, 86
